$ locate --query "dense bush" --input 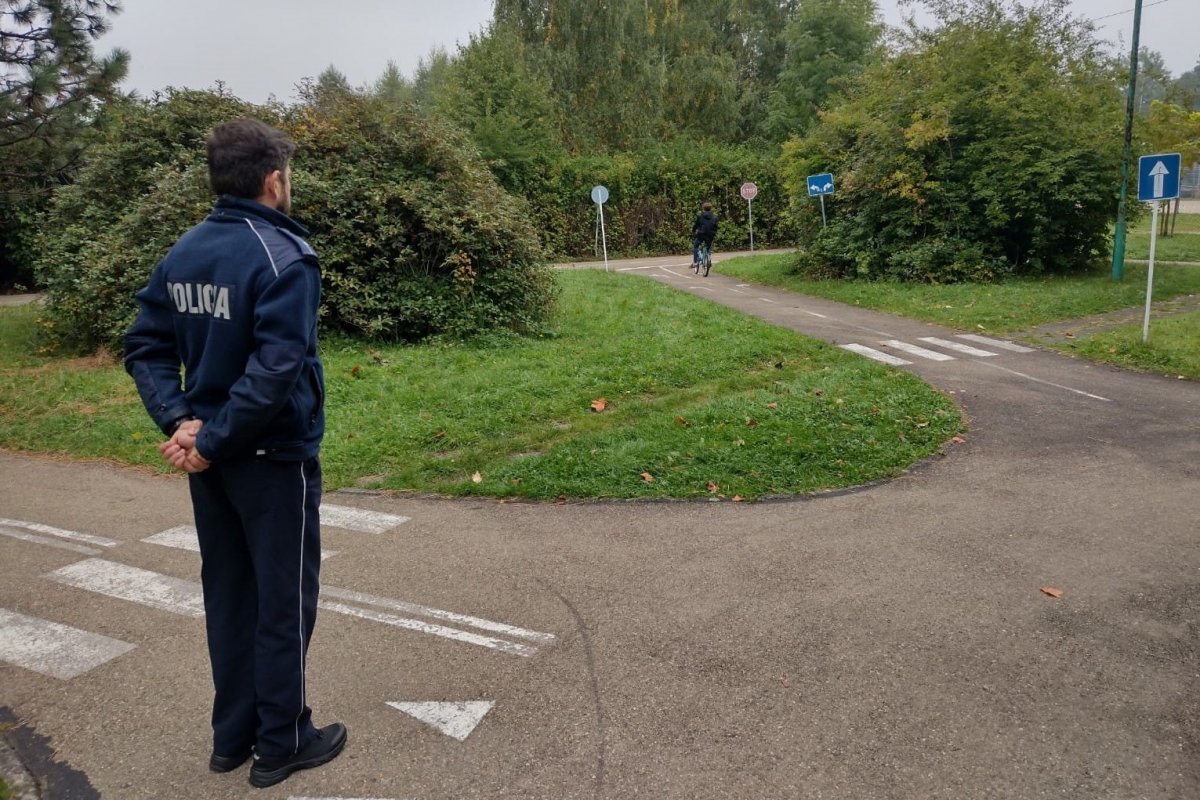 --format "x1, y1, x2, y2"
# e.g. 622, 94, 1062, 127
36, 90, 263, 352
288, 94, 555, 341
34, 89, 556, 352
780, 0, 1124, 282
